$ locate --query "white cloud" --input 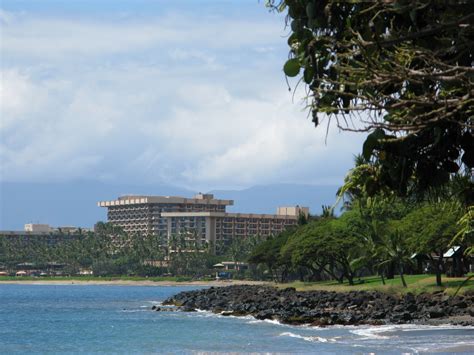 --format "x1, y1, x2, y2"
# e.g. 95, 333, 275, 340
0, 7, 365, 189
175, 91, 363, 188
0, 69, 48, 130
168, 49, 220, 69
